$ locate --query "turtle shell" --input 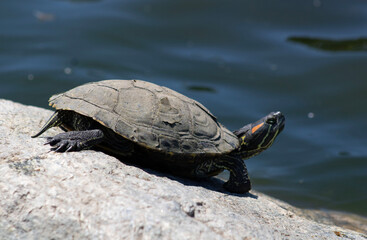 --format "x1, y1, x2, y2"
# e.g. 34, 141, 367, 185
49, 80, 239, 155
